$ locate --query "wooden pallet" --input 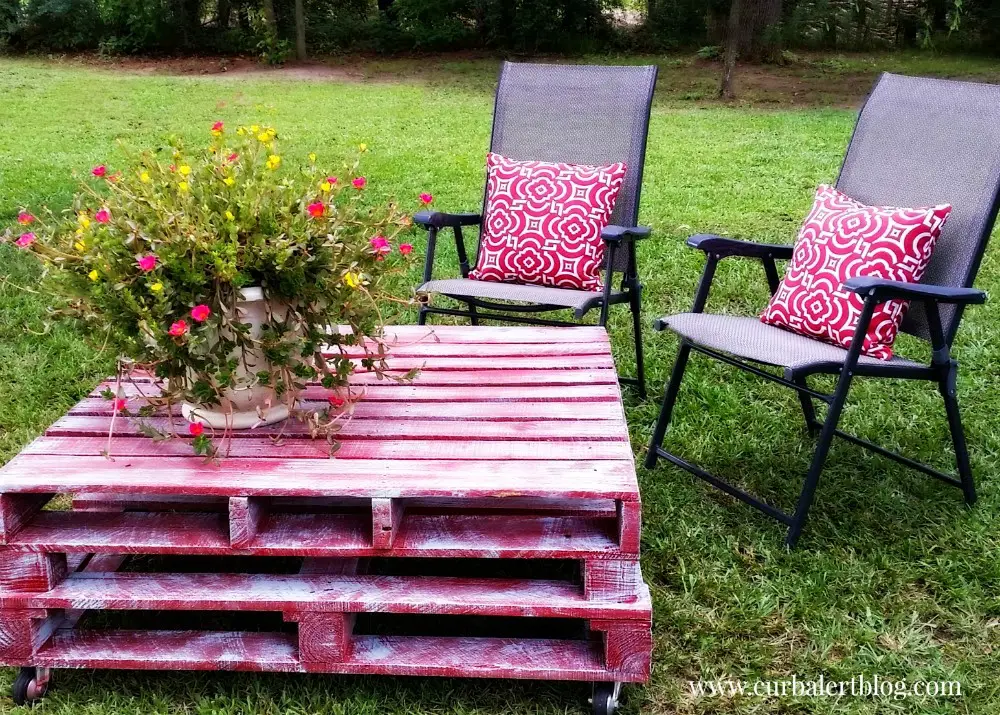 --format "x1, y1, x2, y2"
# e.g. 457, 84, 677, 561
0, 326, 651, 703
